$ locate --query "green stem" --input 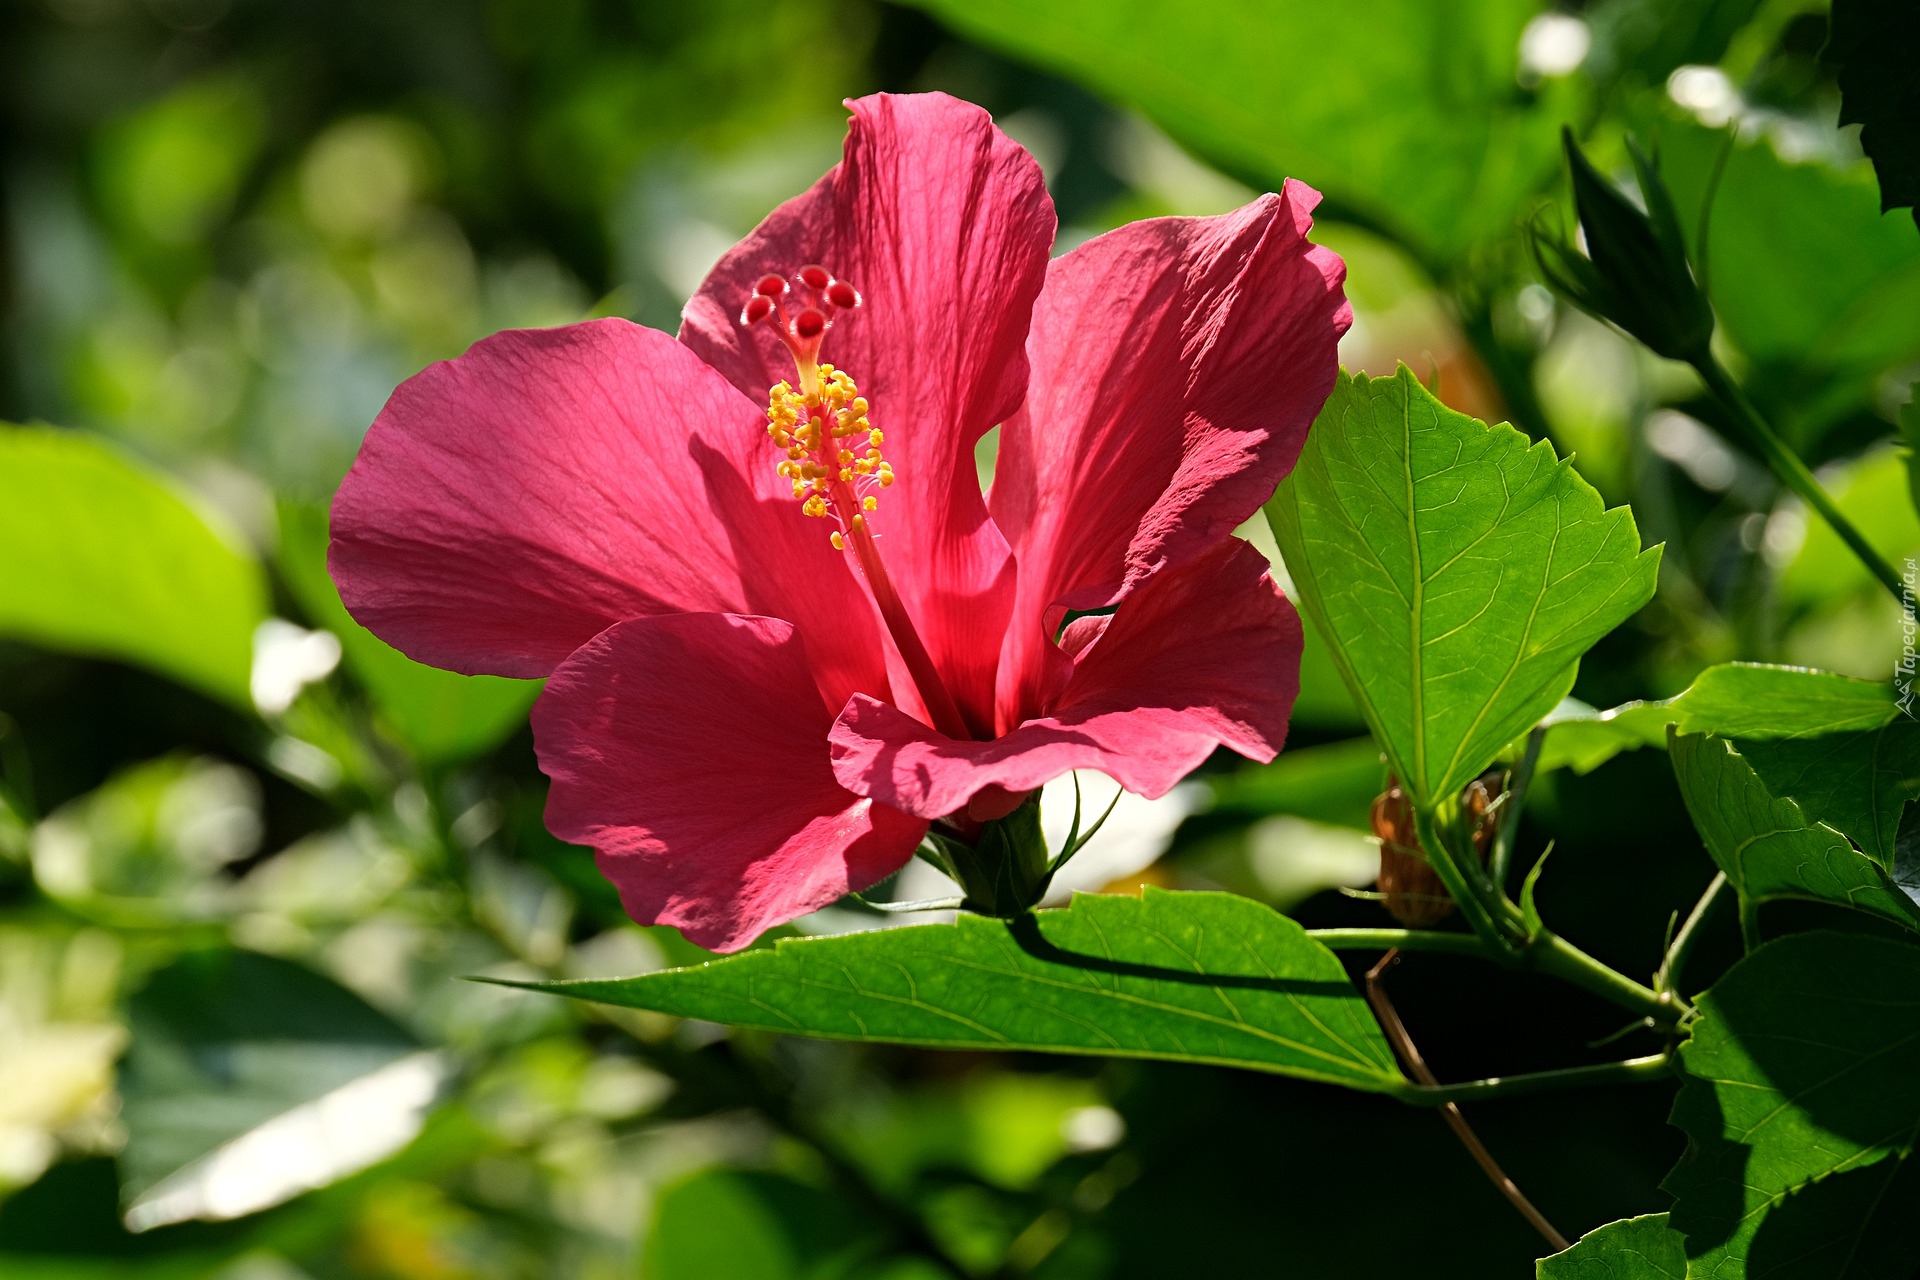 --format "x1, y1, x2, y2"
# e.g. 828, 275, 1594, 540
1390, 1052, 1674, 1107
1739, 895, 1763, 953
1412, 803, 1520, 958
1657, 871, 1728, 997
1489, 727, 1546, 892
1695, 355, 1903, 602
1308, 928, 1493, 959
1531, 930, 1686, 1025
